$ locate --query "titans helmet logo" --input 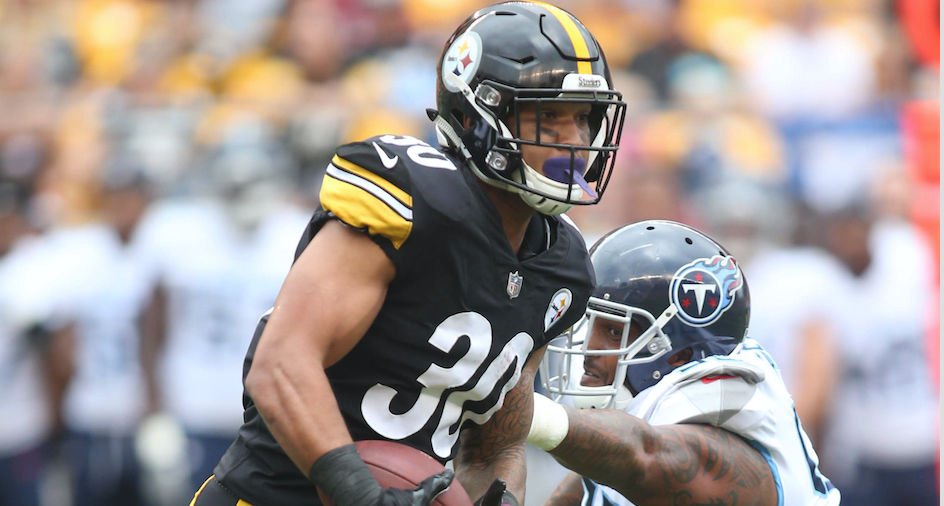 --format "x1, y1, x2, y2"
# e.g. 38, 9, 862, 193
669, 255, 743, 327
